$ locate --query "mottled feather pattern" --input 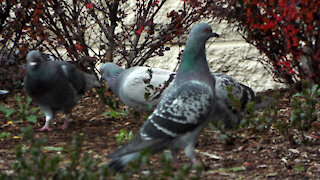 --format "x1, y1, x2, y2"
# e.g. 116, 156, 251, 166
215, 73, 243, 97
140, 81, 213, 140
107, 23, 221, 171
